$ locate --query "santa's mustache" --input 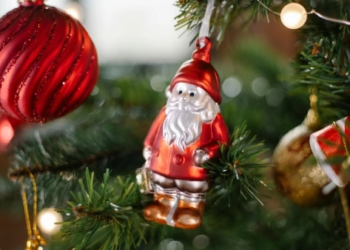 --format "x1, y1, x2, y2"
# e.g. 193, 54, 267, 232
167, 99, 209, 113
